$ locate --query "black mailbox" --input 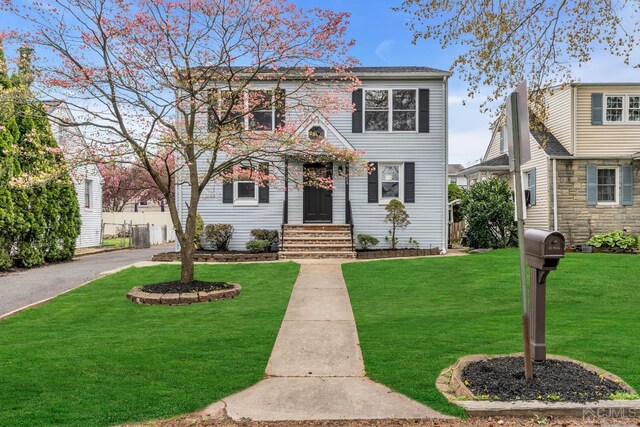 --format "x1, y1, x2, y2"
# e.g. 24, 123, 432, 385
524, 229, 565, 270
524, 228, 566, 362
